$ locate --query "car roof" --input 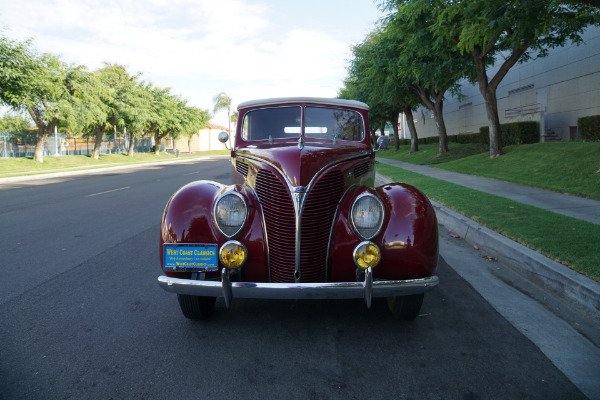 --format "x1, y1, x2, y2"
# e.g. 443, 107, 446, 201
237, 97, 369, 111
